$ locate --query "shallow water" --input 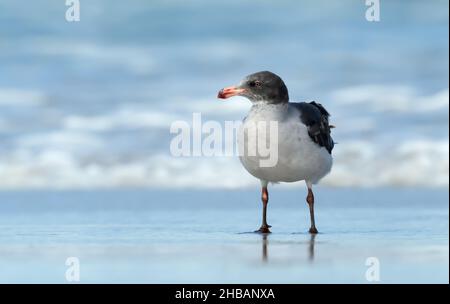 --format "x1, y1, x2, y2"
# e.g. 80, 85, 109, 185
0, 188, 448, 283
